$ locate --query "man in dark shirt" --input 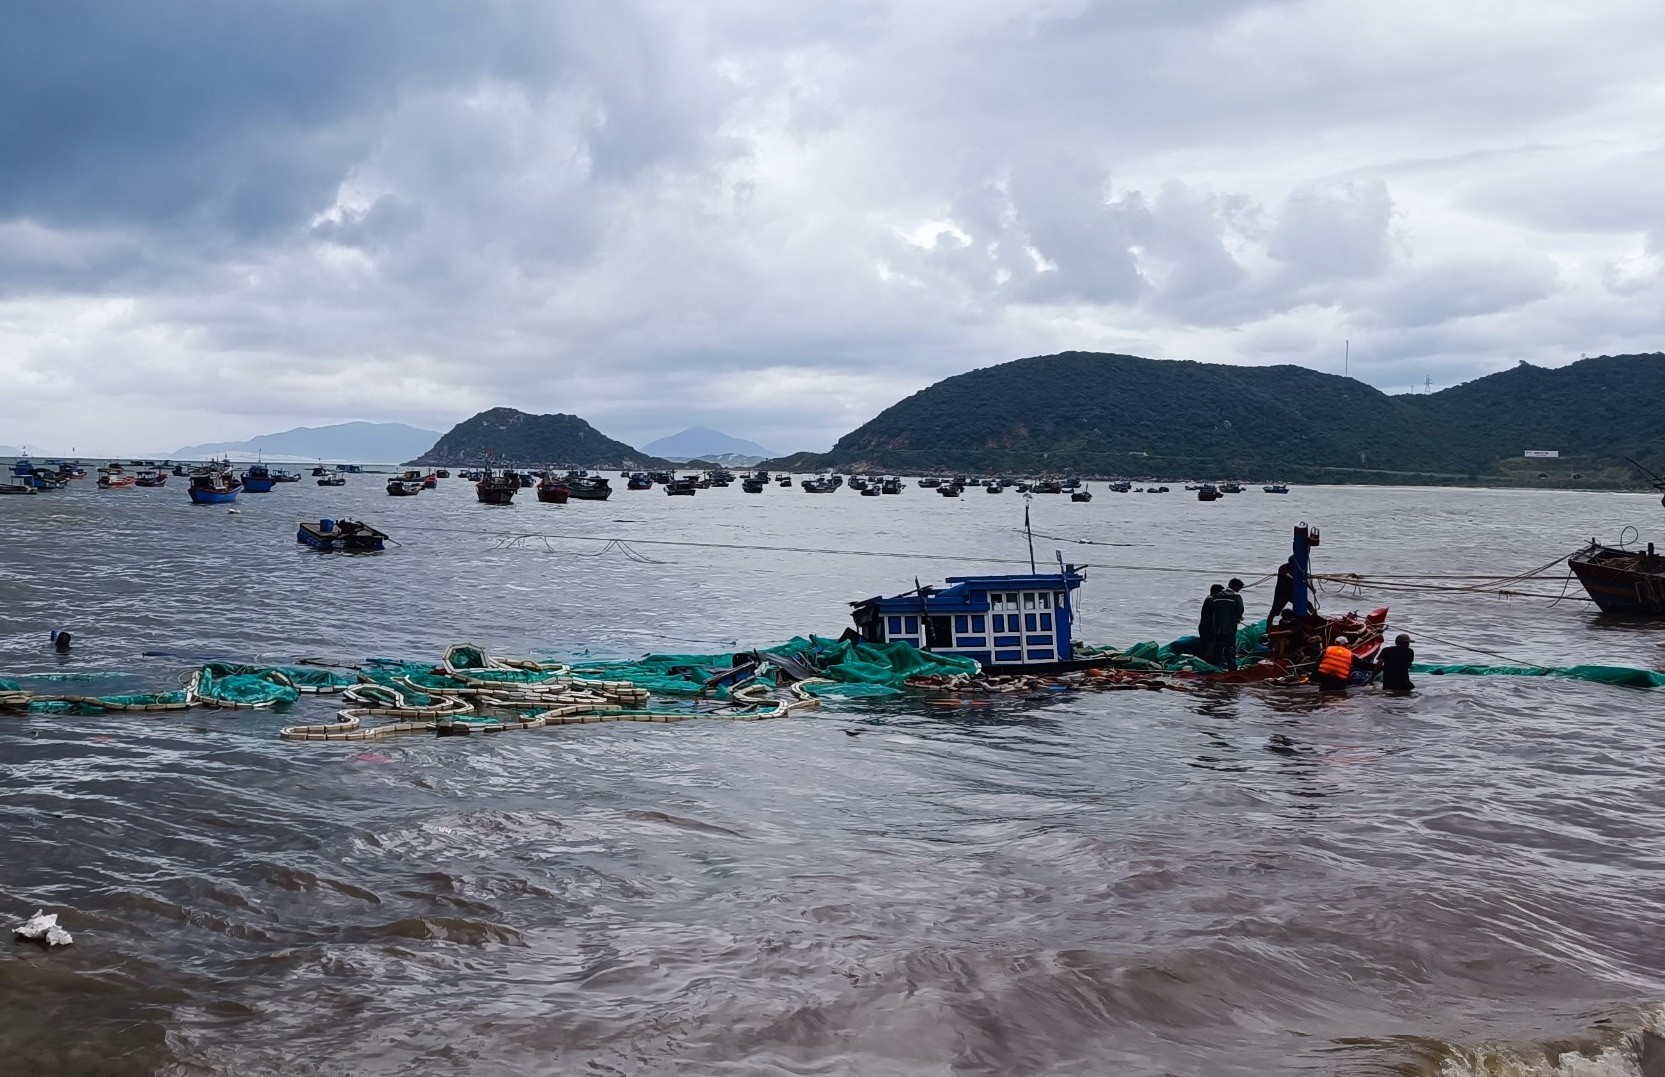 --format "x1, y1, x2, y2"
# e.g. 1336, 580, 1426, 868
1197, 584, 1224, 663
1268, 557, 1296, 622
1211, 578, 1246, 670
1377, 633, 1415, 691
